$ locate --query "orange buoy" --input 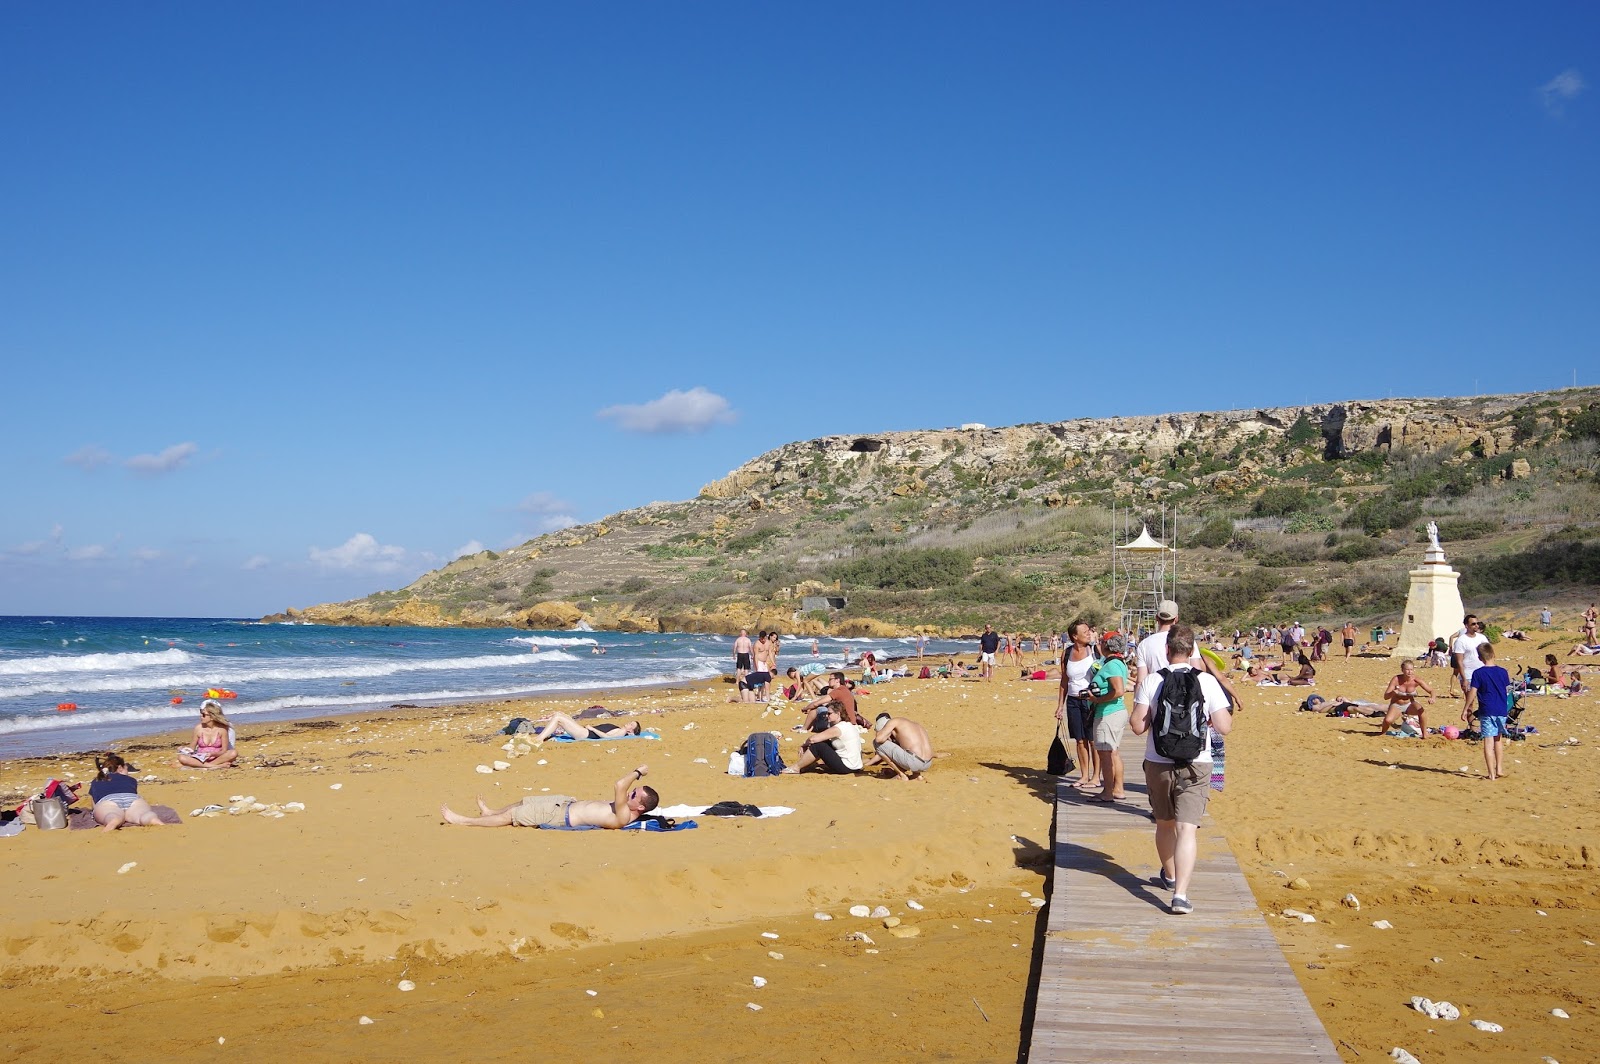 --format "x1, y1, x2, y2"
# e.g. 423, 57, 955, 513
171, 697, 184, 704
56, 702, 77, 712
220, 690, 238, 699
